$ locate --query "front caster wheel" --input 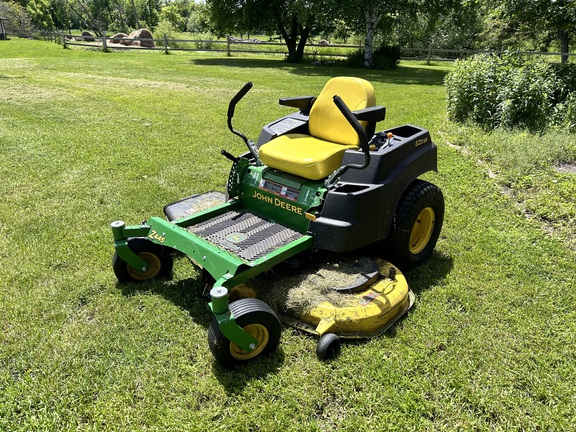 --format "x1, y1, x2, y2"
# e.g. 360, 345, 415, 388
208, 298, 281, 370
316, 333, 341, 360
112, 238, 174, 283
